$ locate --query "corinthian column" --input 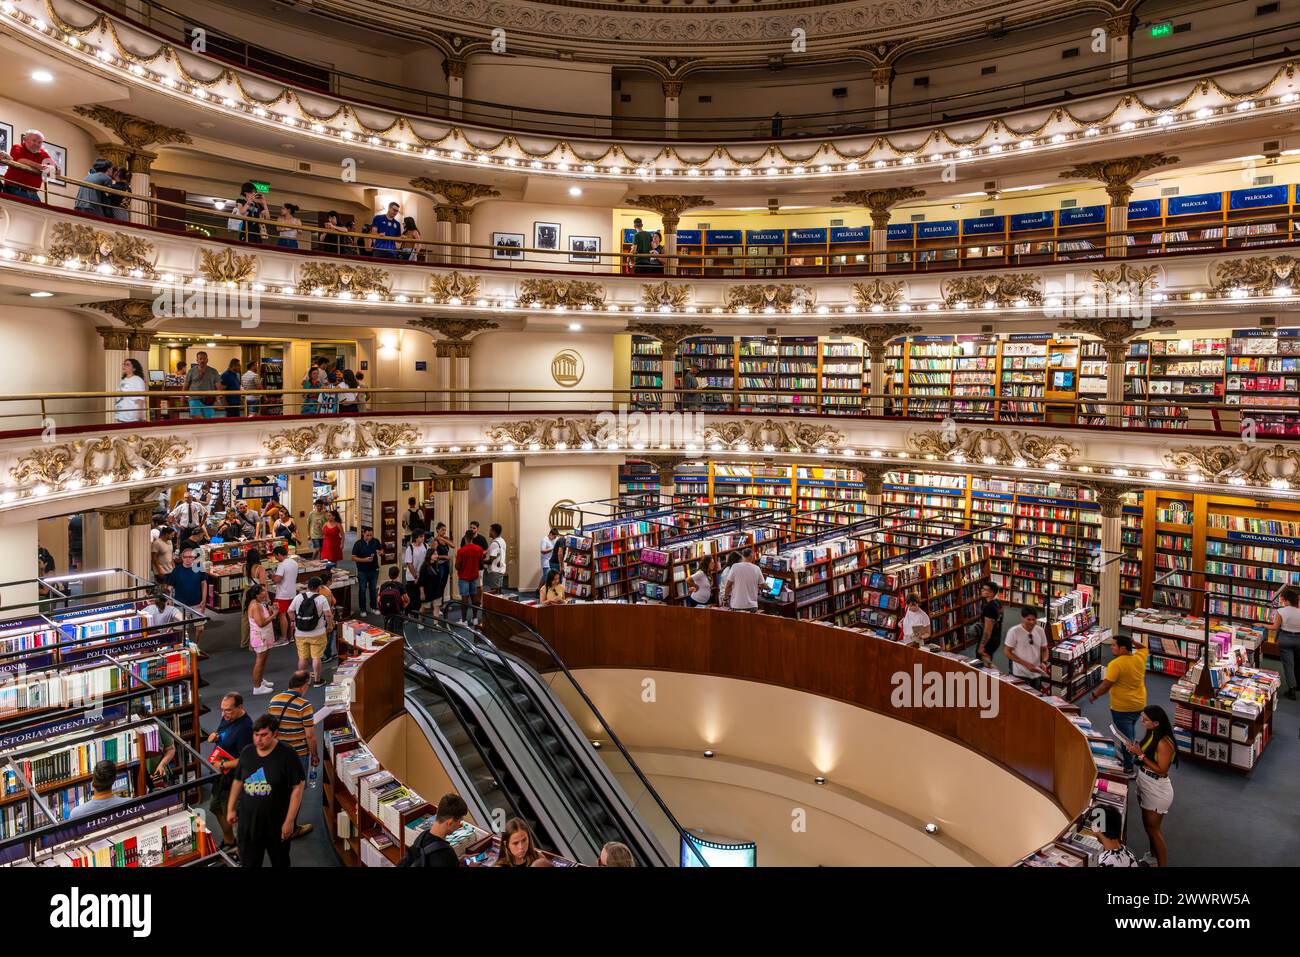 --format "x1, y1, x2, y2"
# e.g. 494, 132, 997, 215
74, 105, 192, 227
1060, 153, 1179, 258
625, 195, 716, 276
833, 187, 926, 272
